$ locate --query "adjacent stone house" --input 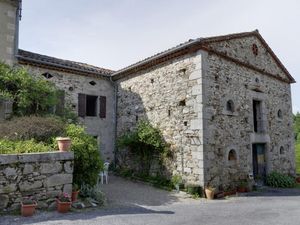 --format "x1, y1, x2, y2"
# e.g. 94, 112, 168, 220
0, 0, 296, 188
